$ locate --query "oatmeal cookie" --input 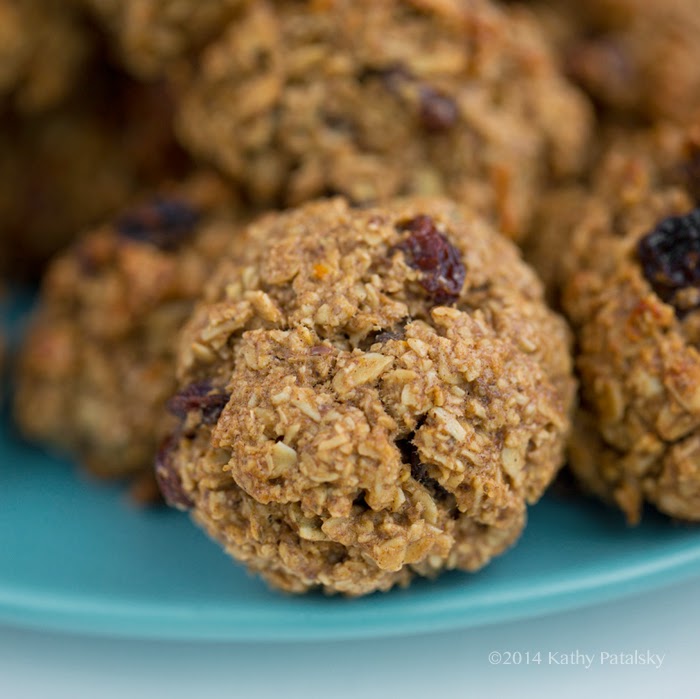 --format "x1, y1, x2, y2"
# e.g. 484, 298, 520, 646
562, 123, 700, 522
14, 174, 245, 479
0, 70, 188, 278
525, 122, 699, 302
0, 0, 92, 113
84, 0, 247, 79
532, 0, 700, 123
175, 0, 592, 240
159, 196, 574, 595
